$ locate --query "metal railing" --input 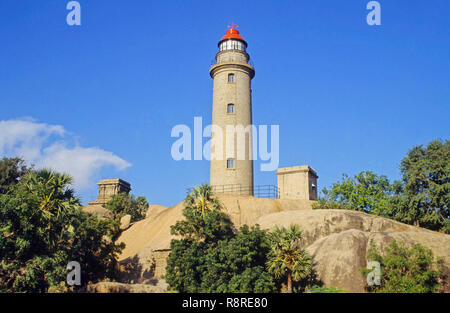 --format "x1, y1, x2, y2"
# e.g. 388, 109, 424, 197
210, 184, 279, 199
211, 58, 255, 67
